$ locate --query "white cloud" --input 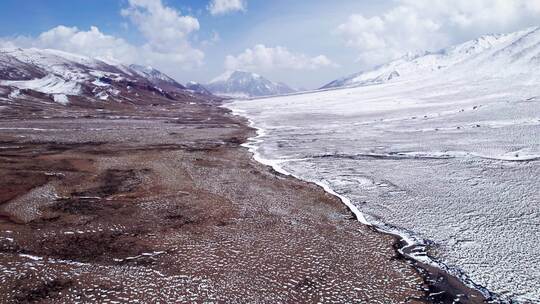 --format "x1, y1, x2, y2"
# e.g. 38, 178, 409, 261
41, 26, 137, 62
120, 0, 203, 65
208, 0, 246, 16
0, 0, 203, 79
121, 0, 199, 51
0, 26, 140, 64
225, 44, 337, 72
337, 0, 540, 66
